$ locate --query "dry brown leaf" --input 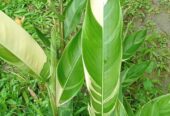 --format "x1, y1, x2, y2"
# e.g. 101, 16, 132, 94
28, 87, 38, 100
15, 17, 25, 26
